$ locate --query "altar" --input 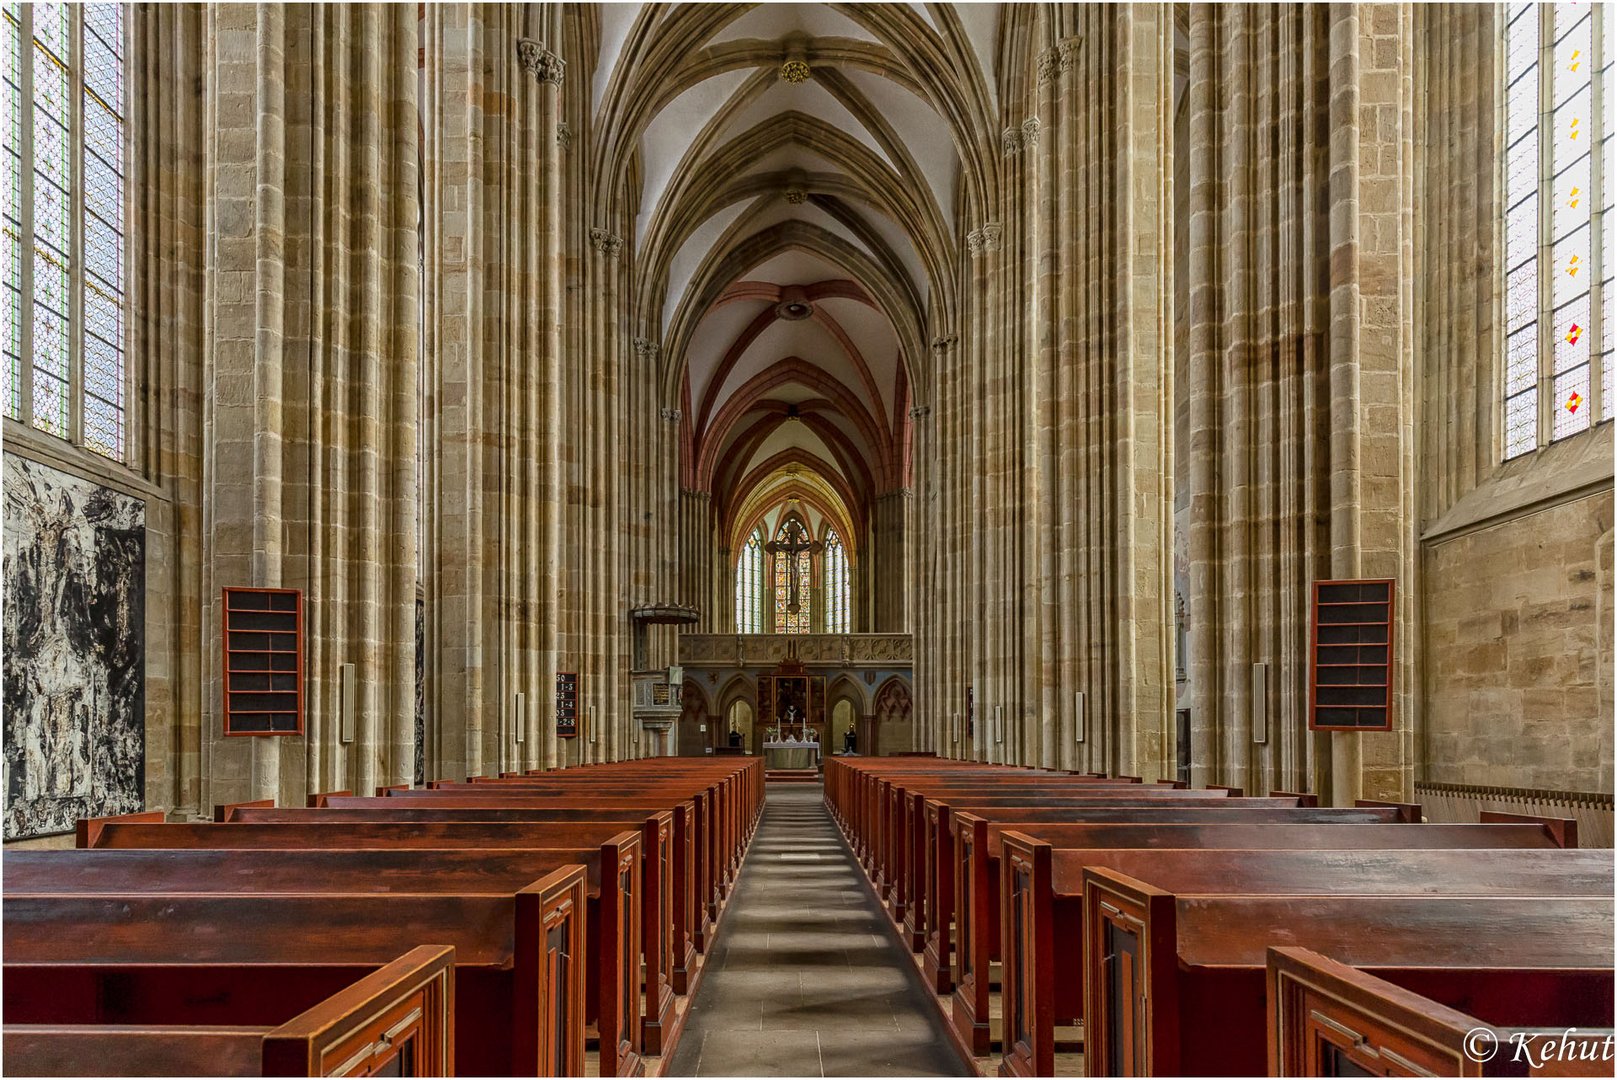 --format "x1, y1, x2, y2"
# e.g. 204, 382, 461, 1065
763, 740, 820, 771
